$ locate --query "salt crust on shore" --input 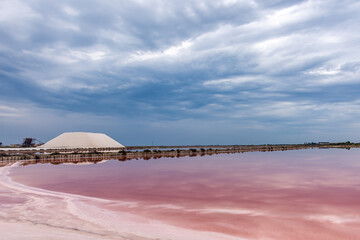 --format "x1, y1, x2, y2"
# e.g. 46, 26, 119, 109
40, 132, 124, 149
0, 164, 244, 240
